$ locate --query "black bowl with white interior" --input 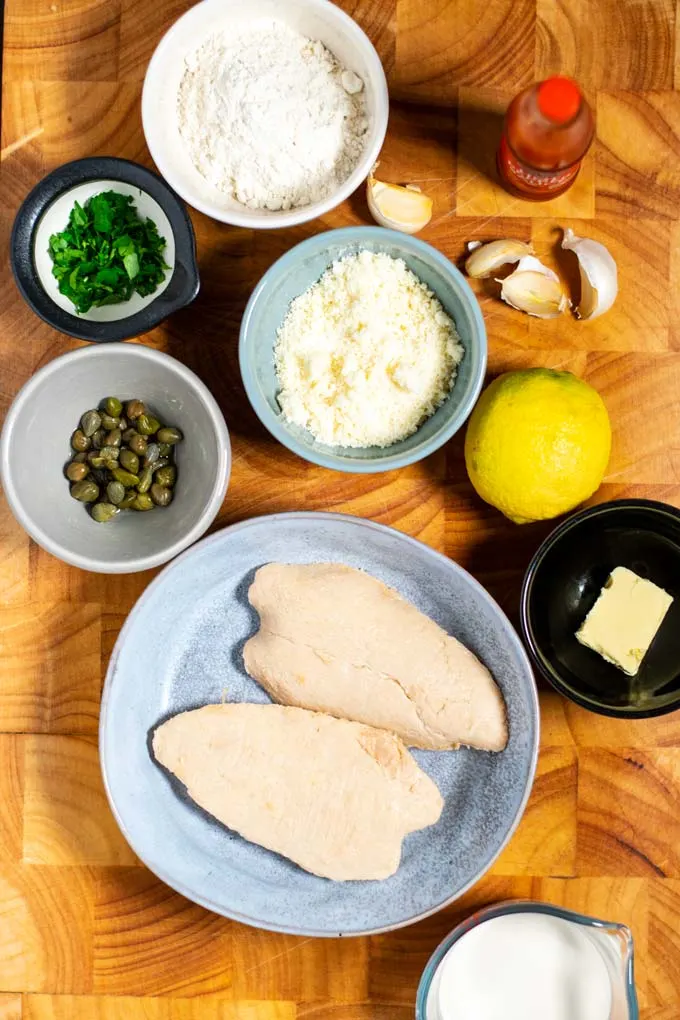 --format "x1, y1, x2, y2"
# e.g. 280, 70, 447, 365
10, 157, 199, 342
